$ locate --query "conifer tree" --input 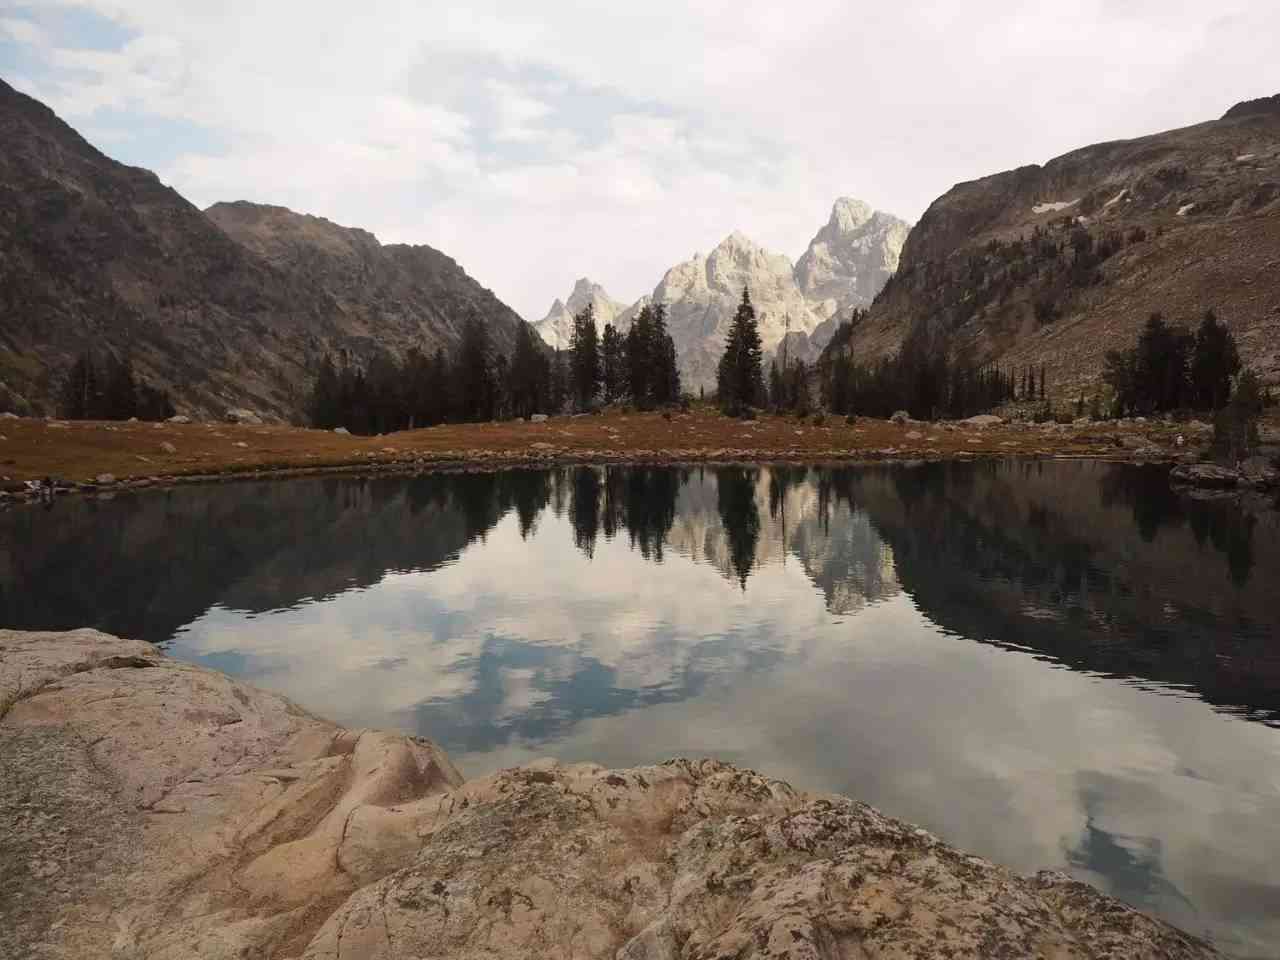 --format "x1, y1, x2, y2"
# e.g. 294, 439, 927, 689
648, 303, 680, 405
60, 352, 99, 420
625, 307, 653, 407
103, 354, 138, 420
568, 303, 601, 410
601, 323, 624, 403
455, 313, 494, 421
309, 354, 342, 428
716, 288, 764, 414
1190, 309, 1240, 411
509, 323, 548, 419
